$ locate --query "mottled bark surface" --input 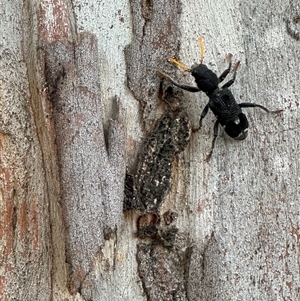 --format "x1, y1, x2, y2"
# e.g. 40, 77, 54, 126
0, 0, 300, 300
0, 1, 53, 300
45, 32, 125, 296
40, 1, 126, 298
